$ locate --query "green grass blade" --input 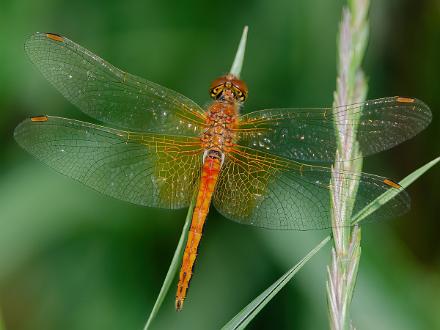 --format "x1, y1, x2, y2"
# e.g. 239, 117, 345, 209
221, 236, 331, 330
143, 197, 195, 330
144, 26, 249, 329
221, 156, 438, 330
229, 26, 248, 78
352, 156, 440, 225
